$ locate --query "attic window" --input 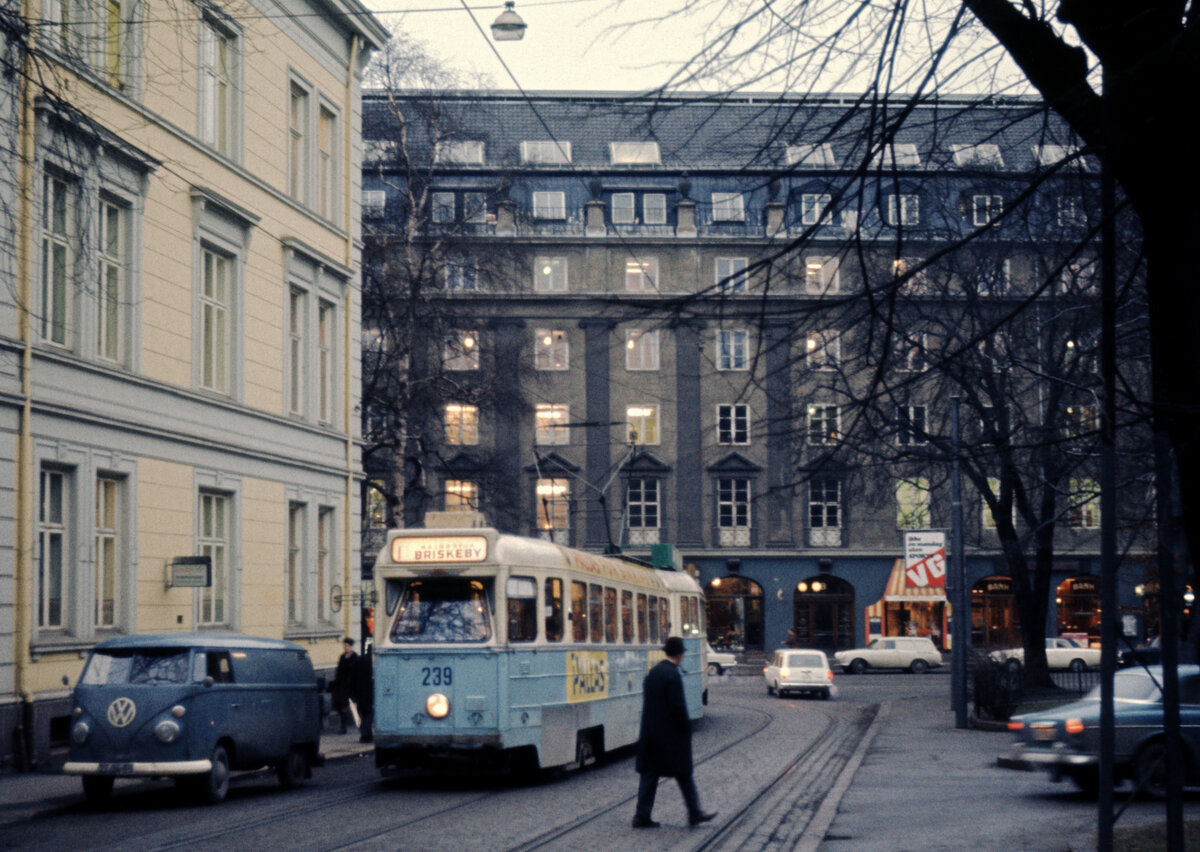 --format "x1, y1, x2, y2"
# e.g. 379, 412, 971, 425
1034, 144, 1088, 170
786, 143, 836, 168
521, 140, 572, 164
434, 140, 485, 165
363, 190, 386, 217
364, 140, 398, 165
609, 142, 661, 165
952, 144, 1003, 168
871, 143, 920, 169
